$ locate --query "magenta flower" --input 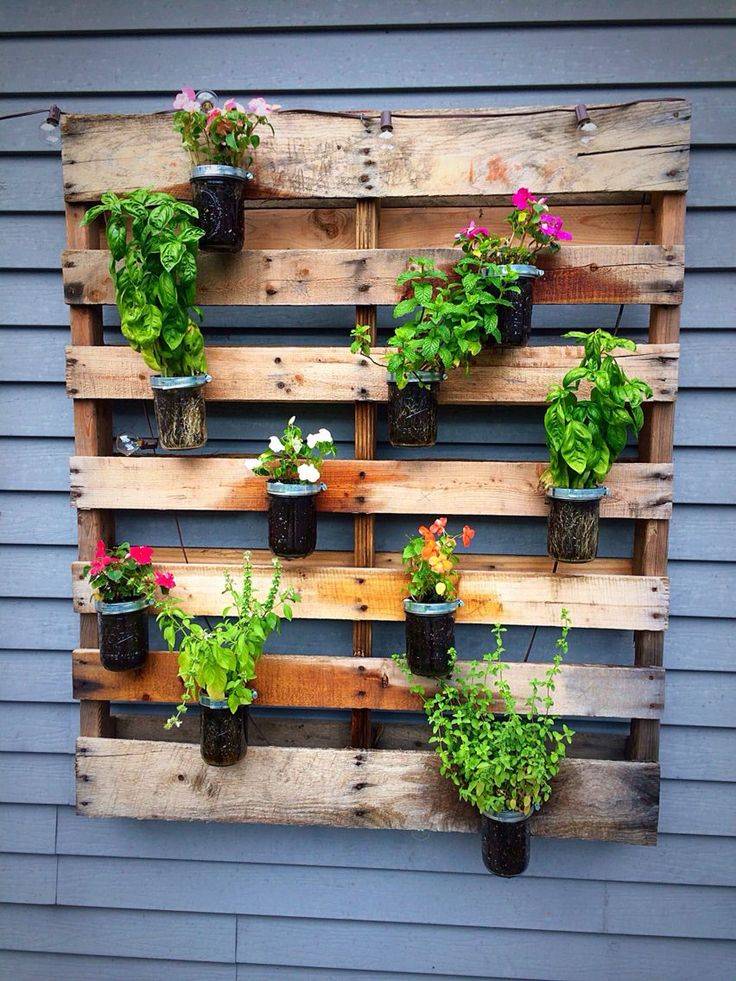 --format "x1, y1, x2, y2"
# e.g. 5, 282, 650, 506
173, 87, 201, 112
247, 97, 281, 116
128, 545, 154, 566
224, 98, 246, 113
512, 187, 536, 210
539, 214, 573, 241
455, 219, 489, 240
89, 554, 115, 576
154, 571, 176, 591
